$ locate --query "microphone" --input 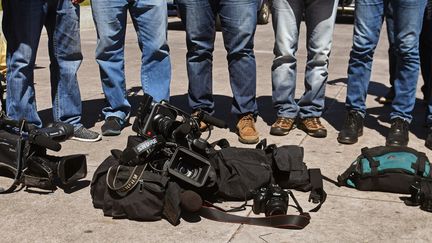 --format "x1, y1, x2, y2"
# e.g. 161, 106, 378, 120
180, 190, 203, 213
172, 123, 191, 139
193, 110, 227, 129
